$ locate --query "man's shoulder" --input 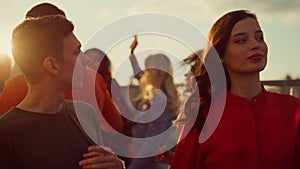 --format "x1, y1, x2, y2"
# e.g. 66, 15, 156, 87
0, 107, 24, 121
64, 100, 95, 111
63, 100, 98, 120
0, 108, 27, 132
